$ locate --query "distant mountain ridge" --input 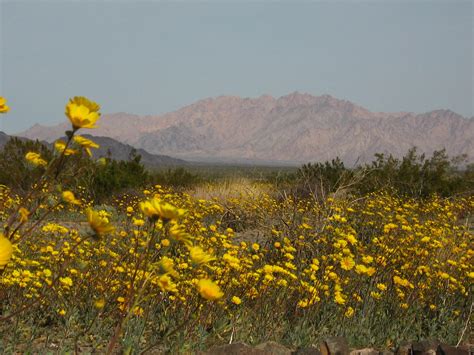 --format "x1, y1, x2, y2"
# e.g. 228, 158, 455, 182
0, 132, 186, 168
18, 92, 474, 164
67, 135, 188, 167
